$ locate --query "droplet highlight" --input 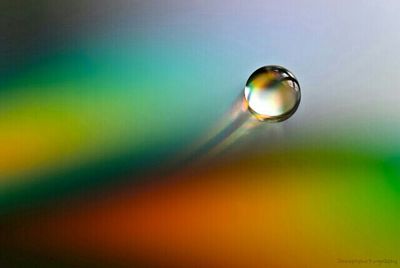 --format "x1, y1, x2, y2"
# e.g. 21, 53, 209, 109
244, 65, 301, 122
